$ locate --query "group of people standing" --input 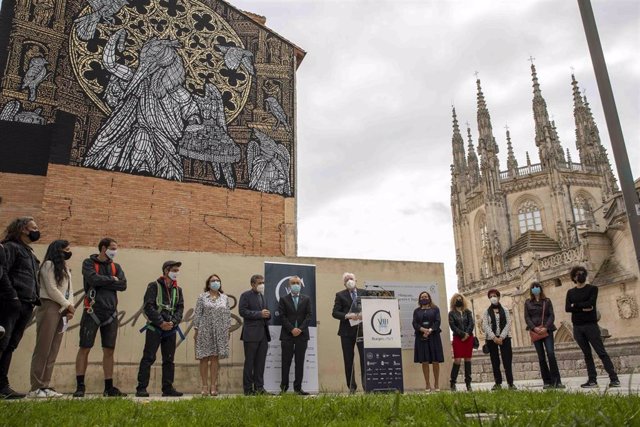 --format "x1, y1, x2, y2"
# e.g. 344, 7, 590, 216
0, 216, 622, 397
410, 266, 620, 392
